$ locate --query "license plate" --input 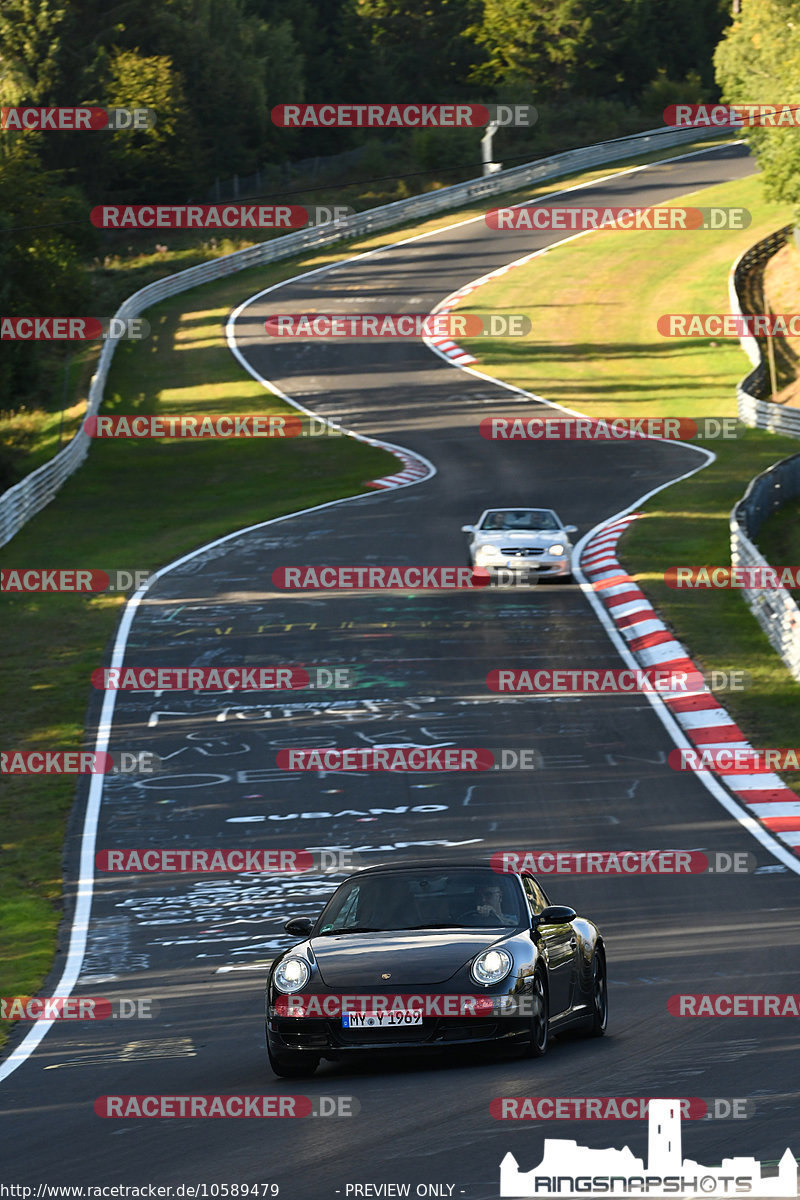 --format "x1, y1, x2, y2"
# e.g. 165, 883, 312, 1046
342, 1010, 423, 1028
